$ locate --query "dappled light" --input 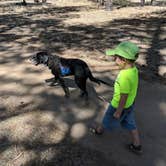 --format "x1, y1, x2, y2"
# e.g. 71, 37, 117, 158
70, 123, 87, 139
0, 0, 166, 165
